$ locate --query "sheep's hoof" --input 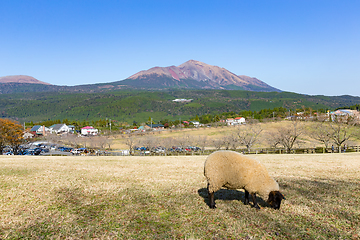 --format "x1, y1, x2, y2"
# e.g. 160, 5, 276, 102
254, 205, 261, 210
